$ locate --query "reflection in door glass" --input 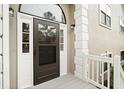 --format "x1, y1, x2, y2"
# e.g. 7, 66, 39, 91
38, 24, 57, 44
